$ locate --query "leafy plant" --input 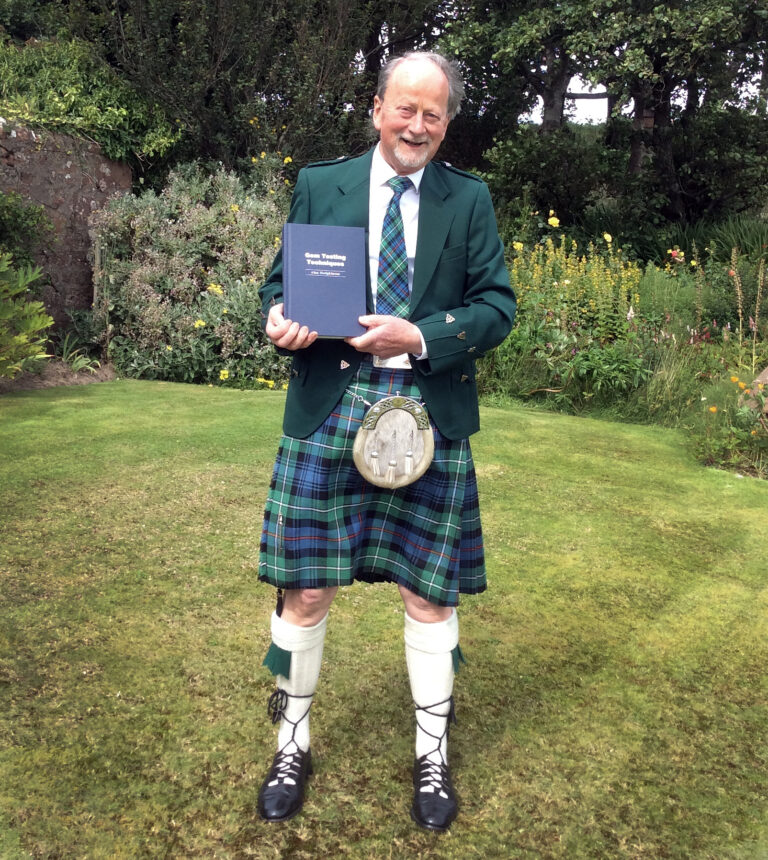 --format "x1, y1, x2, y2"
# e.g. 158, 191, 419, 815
54, 331, 101, 374
89, 160, 291, 387
0, 36, 180, 163
0, 252, 53, 378
0, 190, 52, 267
